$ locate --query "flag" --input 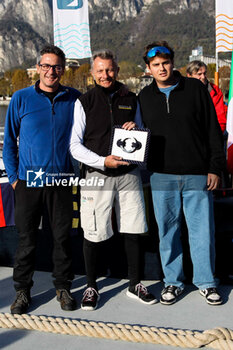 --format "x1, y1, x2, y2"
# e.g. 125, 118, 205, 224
53, 0, 92, 59
227, 51, 233, 173
0, 182, 15, 227
216, 0, 233, 53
